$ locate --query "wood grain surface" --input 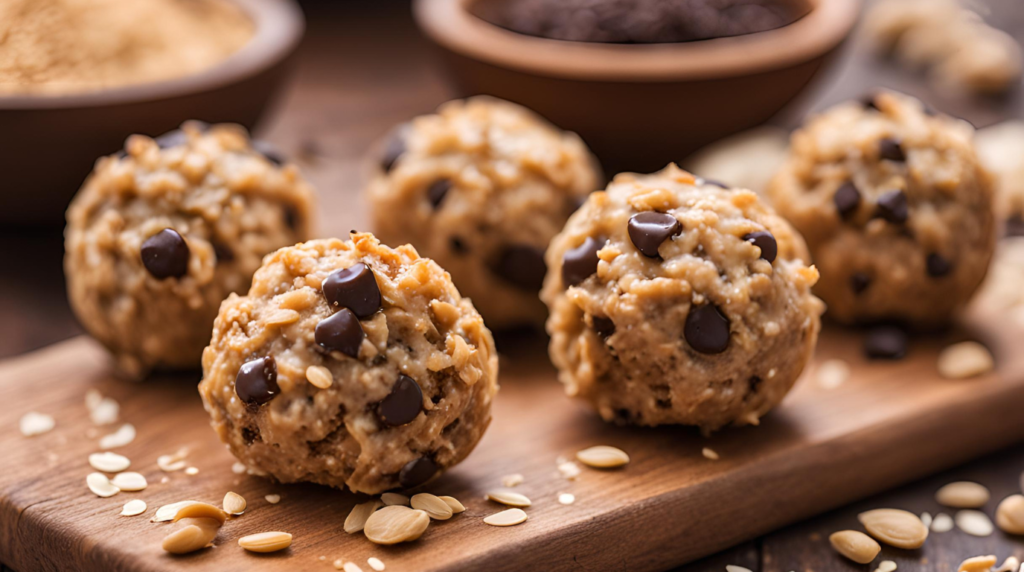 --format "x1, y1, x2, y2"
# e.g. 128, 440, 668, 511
2, 295, 1023, 571
2, 0, 1023, 570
